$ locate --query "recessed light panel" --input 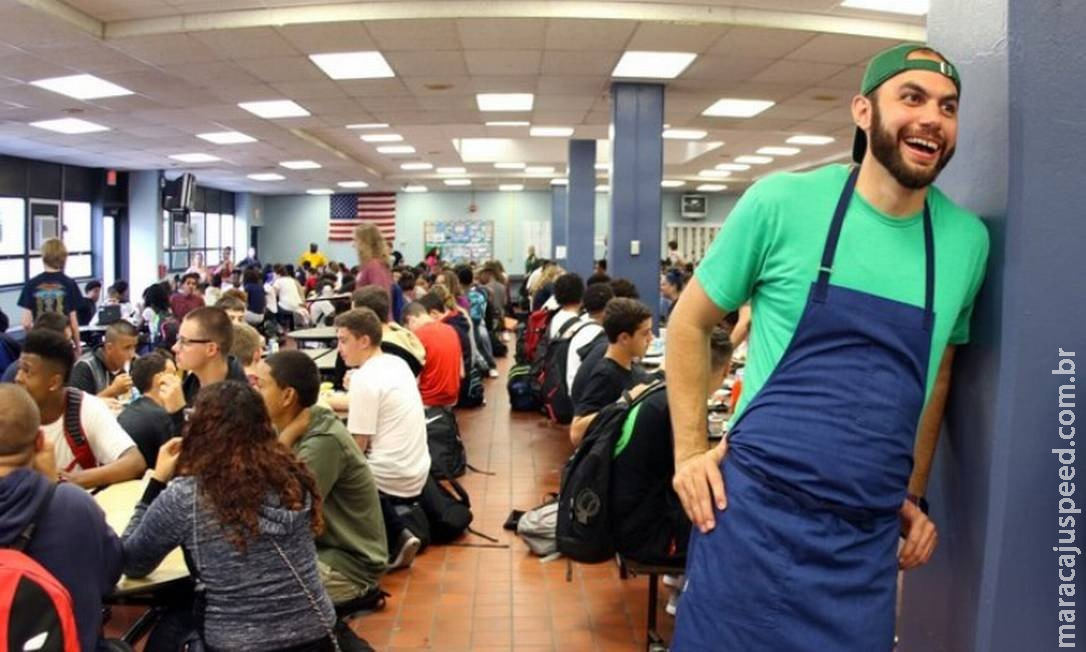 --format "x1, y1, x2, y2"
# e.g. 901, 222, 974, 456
530, 126, 574, 137
248, 173, 285, 181
715, 163, 751, 171
494, 163, 526, 170
279, 160, 321, 169
787, 135, 835, 145
29, 118, 109, 134
661, 180, 686, 188
698, 169, 731, 178
403, 185, 428, 193
525, 166, 555, 175
757, 146, 801, 156
377, 145, 416, 154
30, 74, 133, 100
499, 184, 524, 191
169, 153, 220, 163
735, 155, 773, 164
486, 121, 530, 127
702, 98, 775, 118
612, 51, 697, 79
840, 0, 929, 15
662, 129, 707, 140
595, 184, 609, 192
444, 179, 471, 186
400, 162, 433, 170
337, 181, 369, 188
307, 188, 334, 195
476, 93, 534, 112
198, 131, 256, 144
347, 123, 389, 130
309, 52, 395, 80
239, 100, 310, 118
697, 184, 727, 192
550, 178, 568, 186
361, 133, 403, 143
